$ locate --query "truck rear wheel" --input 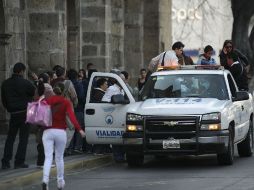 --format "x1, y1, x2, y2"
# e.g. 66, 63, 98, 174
217, 127, 234, 165
237, 119, 253, 157
126, 153, 144, 167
